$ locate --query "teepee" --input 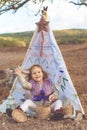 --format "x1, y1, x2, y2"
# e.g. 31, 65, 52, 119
0, 7, 85, 115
